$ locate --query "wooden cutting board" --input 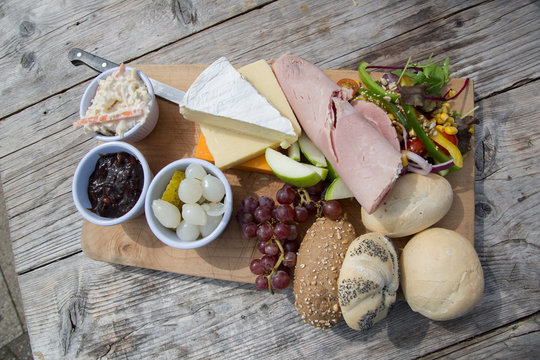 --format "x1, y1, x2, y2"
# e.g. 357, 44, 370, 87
80, 64, 475, 283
